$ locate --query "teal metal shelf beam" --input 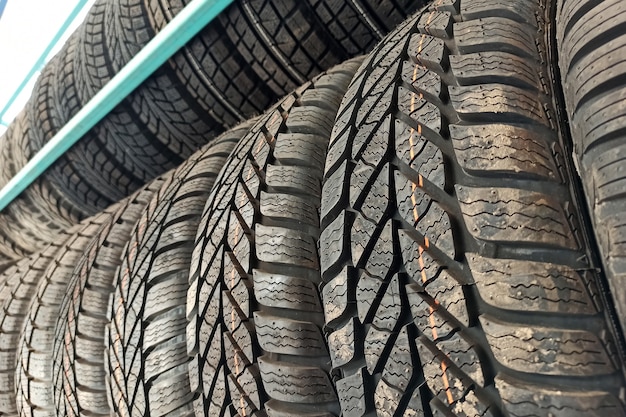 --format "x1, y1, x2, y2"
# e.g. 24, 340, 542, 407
0, 0, 91, 123
0, 0, 234, 212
